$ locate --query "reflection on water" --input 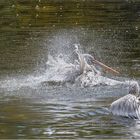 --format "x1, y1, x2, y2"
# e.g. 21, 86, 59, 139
1, 91, 140, 139
0, 0, 140, 139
